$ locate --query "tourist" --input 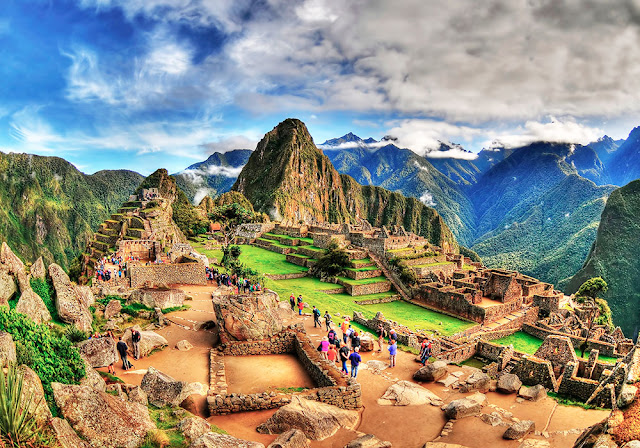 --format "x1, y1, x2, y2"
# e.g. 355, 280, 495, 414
312, 306, 321, 328
352, 331, 361, 351
323, 310, 332, 331
376, 324, 385, 352
297, 300, 304, 316
389, 329, 398, 344
419, 339, 432, 366
327, 344, 337, 364
339, 344, 350, 375
388, 339, 397, 368
289, 294, 296, 310
327, 328, 337, 345
345, 325, 354, 347
116, 337, 129, 370
297, 294, 303, 305
131, 329, 142, 360
319, 337, 330, 360
341, 319, 349, 344
349, 347, 362, 378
